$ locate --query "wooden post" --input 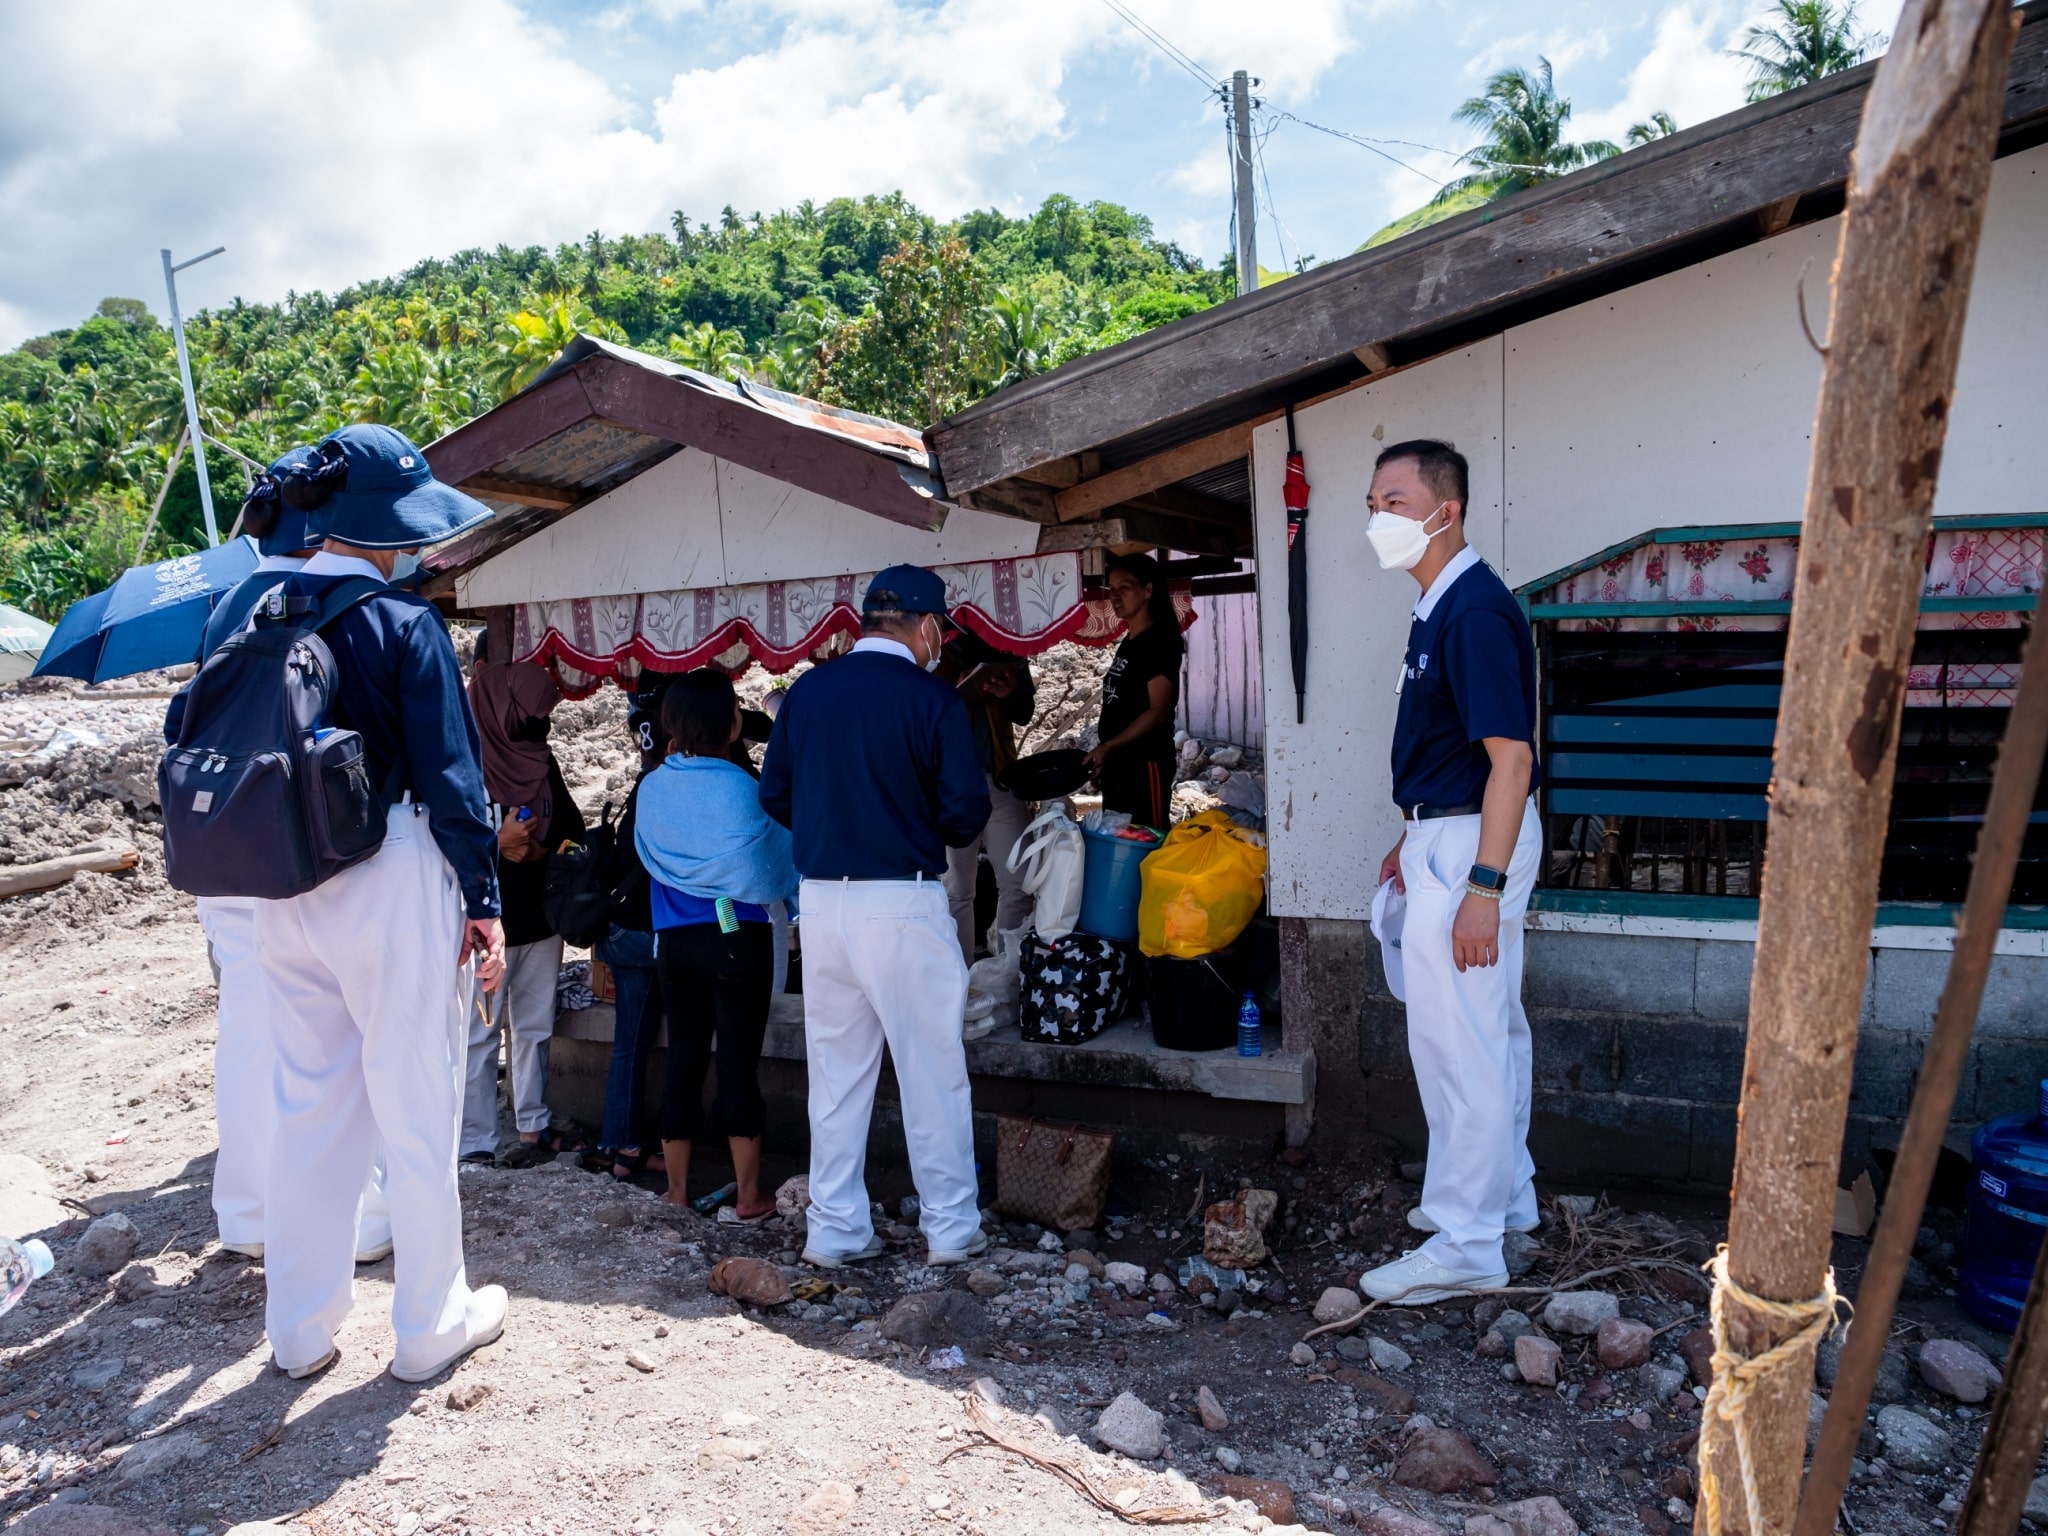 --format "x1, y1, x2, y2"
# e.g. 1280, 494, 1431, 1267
1701, 4, 2021, 1534
1959, 1222, 2048, 1536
